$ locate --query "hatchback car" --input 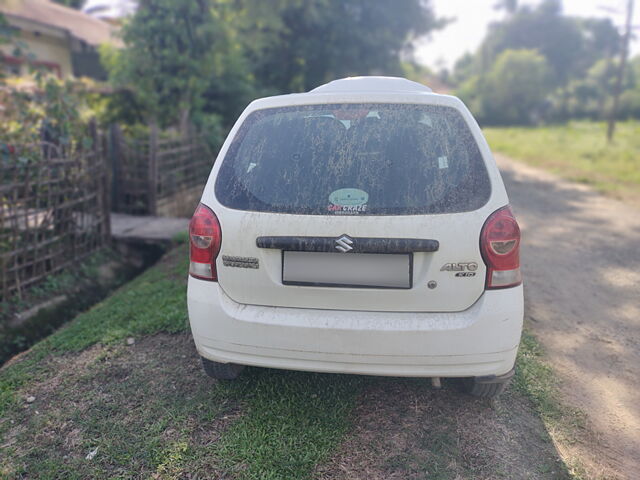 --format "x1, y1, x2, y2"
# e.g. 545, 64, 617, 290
187, 76, 523, 398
